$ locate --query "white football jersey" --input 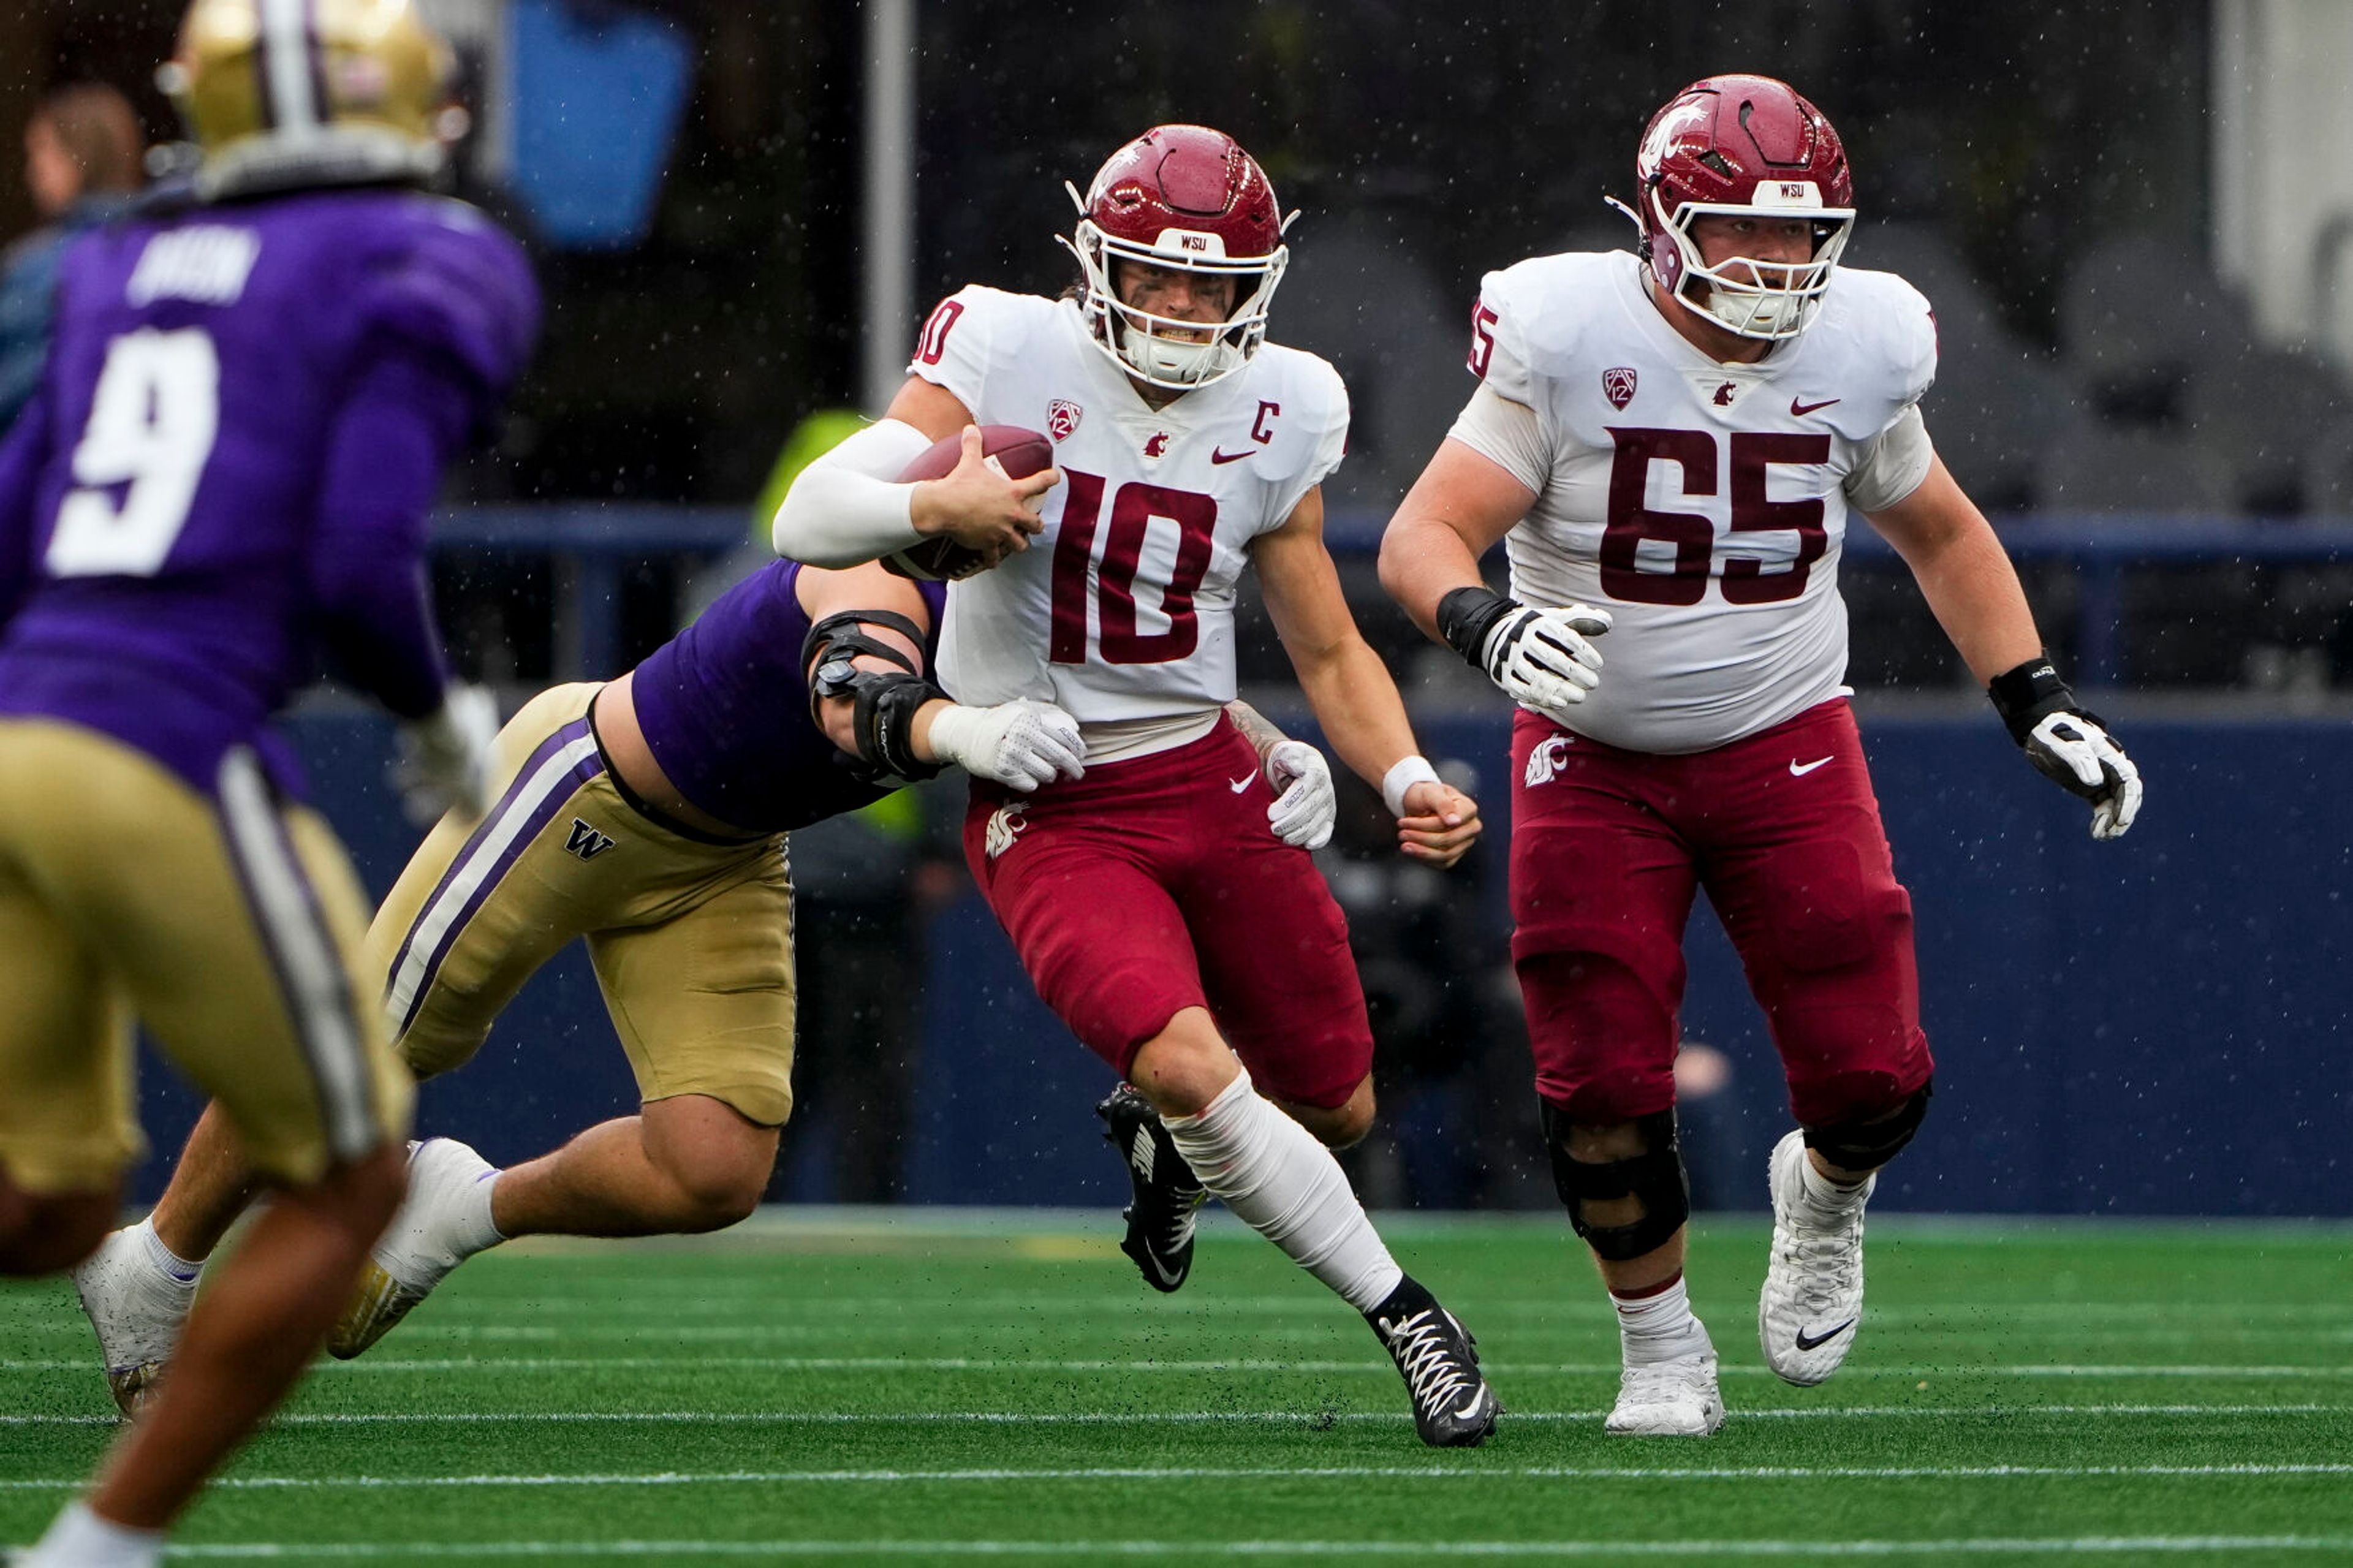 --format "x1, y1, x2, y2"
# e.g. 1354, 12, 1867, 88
912, 286, 1349, 754
1457, 250, 1936, 754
